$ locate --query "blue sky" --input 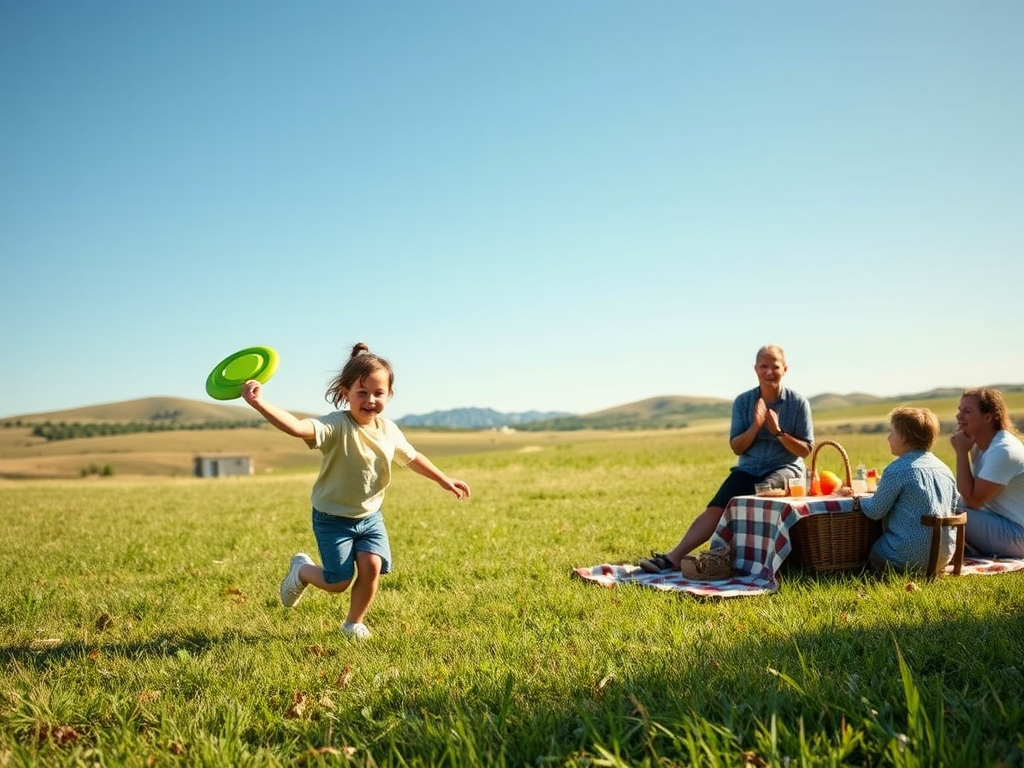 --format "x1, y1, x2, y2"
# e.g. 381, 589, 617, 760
2, 1, 1022, 421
